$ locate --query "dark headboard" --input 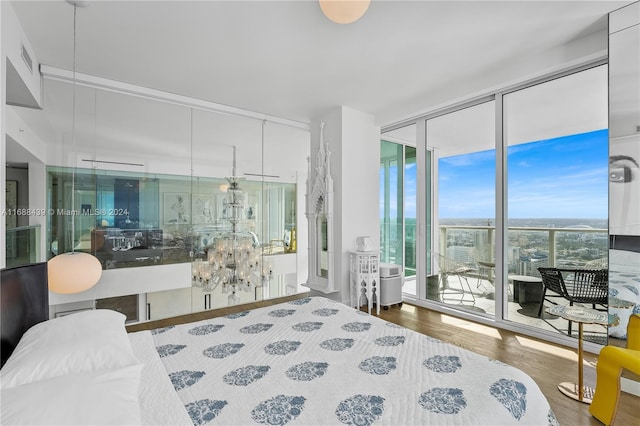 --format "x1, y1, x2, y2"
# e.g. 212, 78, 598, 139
1, 262, 49, 367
